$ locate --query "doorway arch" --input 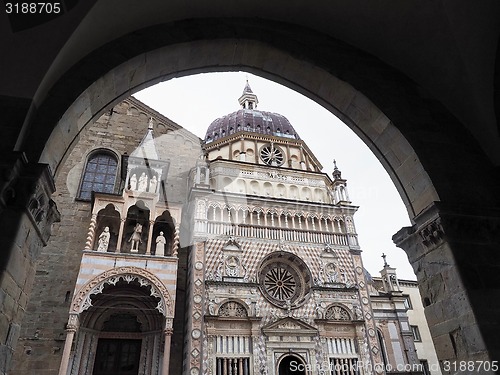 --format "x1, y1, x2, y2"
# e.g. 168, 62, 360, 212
277, 354, 307, 375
